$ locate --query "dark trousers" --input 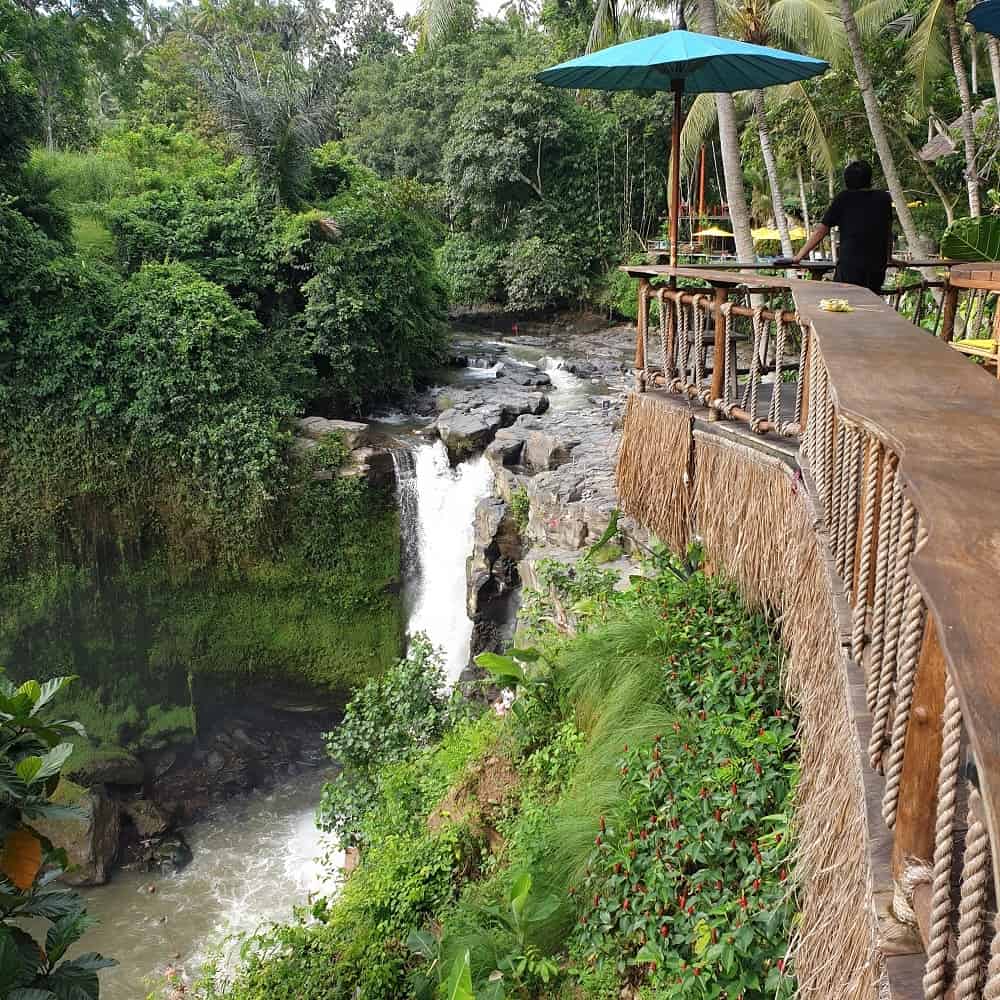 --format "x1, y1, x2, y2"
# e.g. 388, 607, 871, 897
834, 264, 887, 296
